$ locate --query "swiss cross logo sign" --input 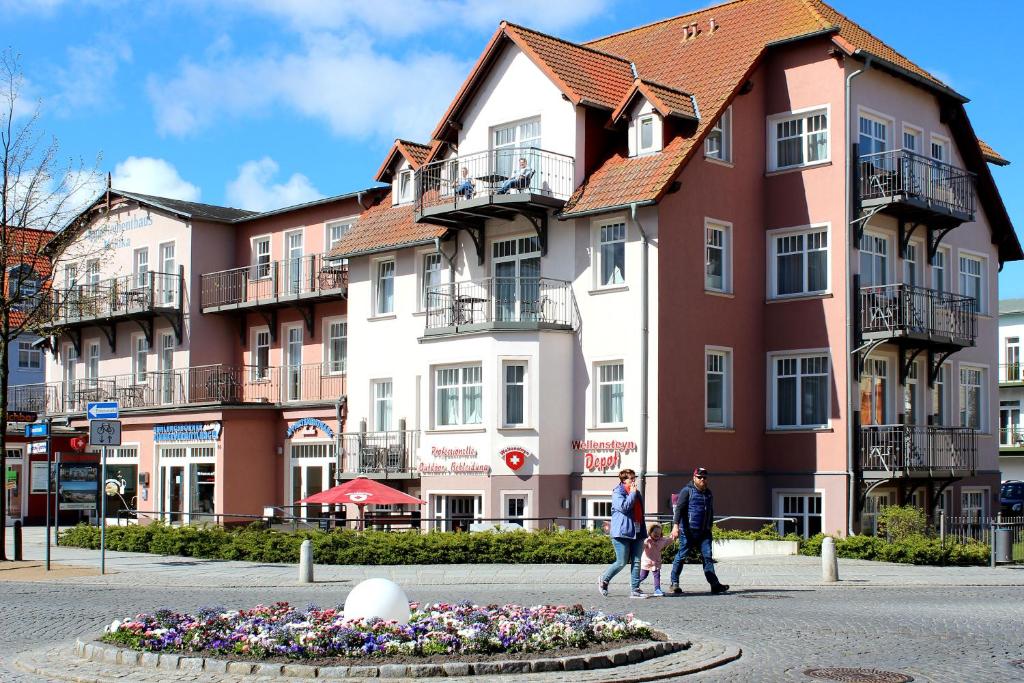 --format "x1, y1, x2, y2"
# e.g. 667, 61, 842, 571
500, 446, 532, 472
